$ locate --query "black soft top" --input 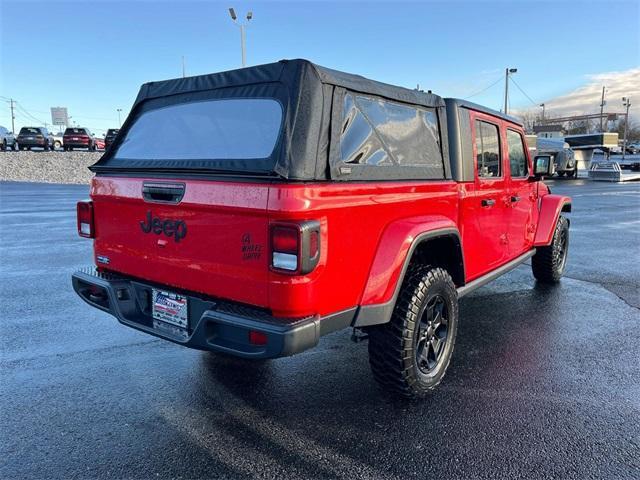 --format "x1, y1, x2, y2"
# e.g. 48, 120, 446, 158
93, 59, 445, 180
131, 59, 443, 111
